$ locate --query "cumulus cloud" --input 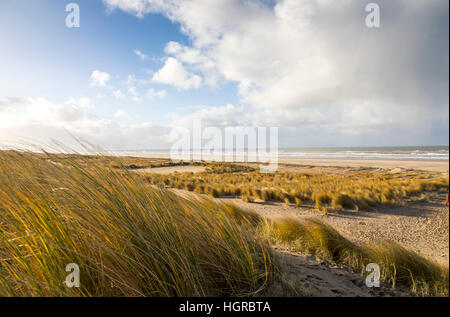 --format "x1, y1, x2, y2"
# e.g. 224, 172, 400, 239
0, 97, 172, 150
3, 1, 447, 150
128, 86, 137, 95
152, 57, 202, 90
10, 97, 95, 137
104, 0, 449, 144
103, 0, 167, 18
112, 89, 125, 99
164, 41, 218, 86
0, 97, 26, 111
134, 49, 148, 61
90, 70, 111, 87
170, 104, 246, 128
114, 109, 130, 118
147, 88, 167, 99
127, 85, 141, 102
